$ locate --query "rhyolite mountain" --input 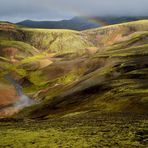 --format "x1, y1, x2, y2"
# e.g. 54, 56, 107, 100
17, 16, 148, 30
0, 20, 148, 119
